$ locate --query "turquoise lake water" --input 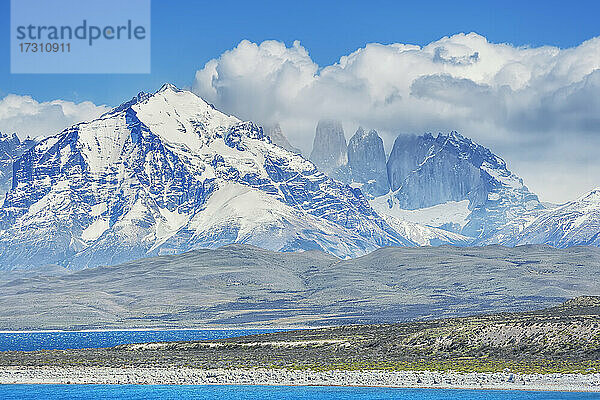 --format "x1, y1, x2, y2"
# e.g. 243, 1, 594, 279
0, 329, 283, 351
0, 385, 597, 399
